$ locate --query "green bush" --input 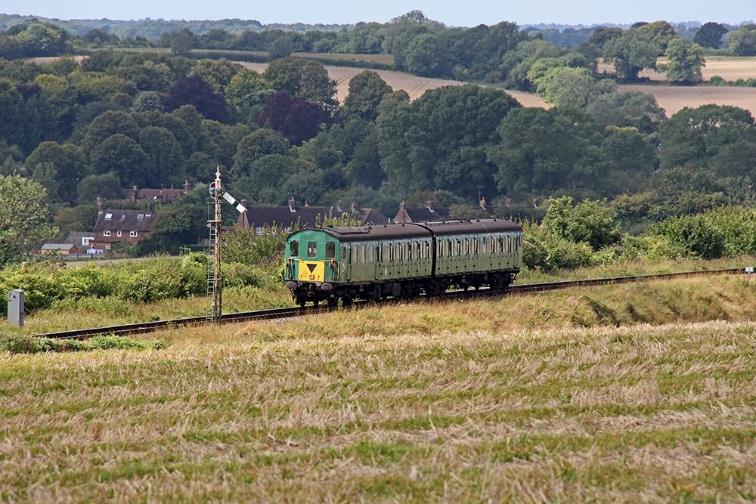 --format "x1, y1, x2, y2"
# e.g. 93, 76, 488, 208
0, 263, 61, 314
542, 196, 622, 251
116, 259, 186, 303
222, 262, 263, 289
0, 334, 166, 354
523, 224, 596, 271
652, 207, 755, 259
